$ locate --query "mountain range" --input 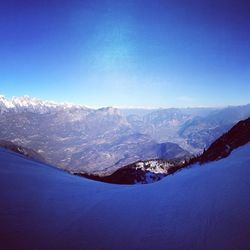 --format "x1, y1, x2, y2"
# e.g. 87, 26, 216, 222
0, 94, 250, 175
